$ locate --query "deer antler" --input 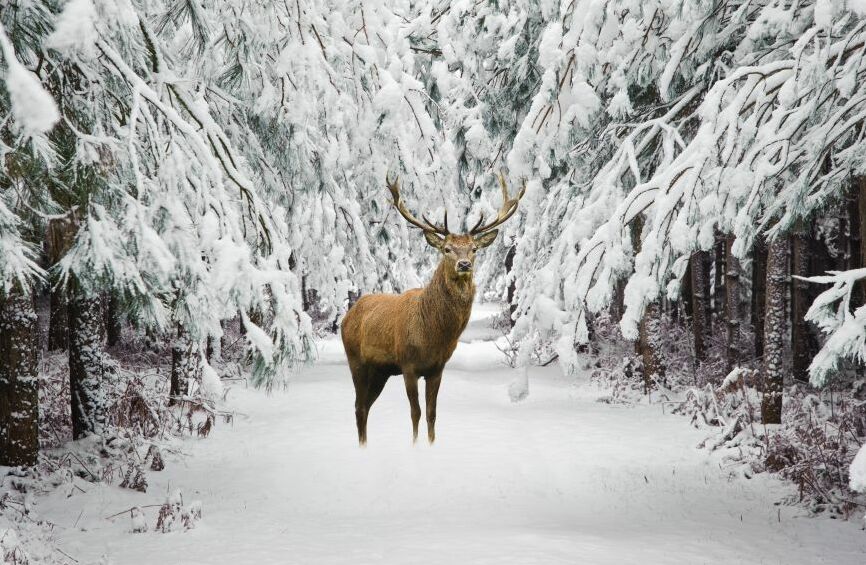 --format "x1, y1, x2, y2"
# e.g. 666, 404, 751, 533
386, 175, 450, 235
469, 173, 527, 235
